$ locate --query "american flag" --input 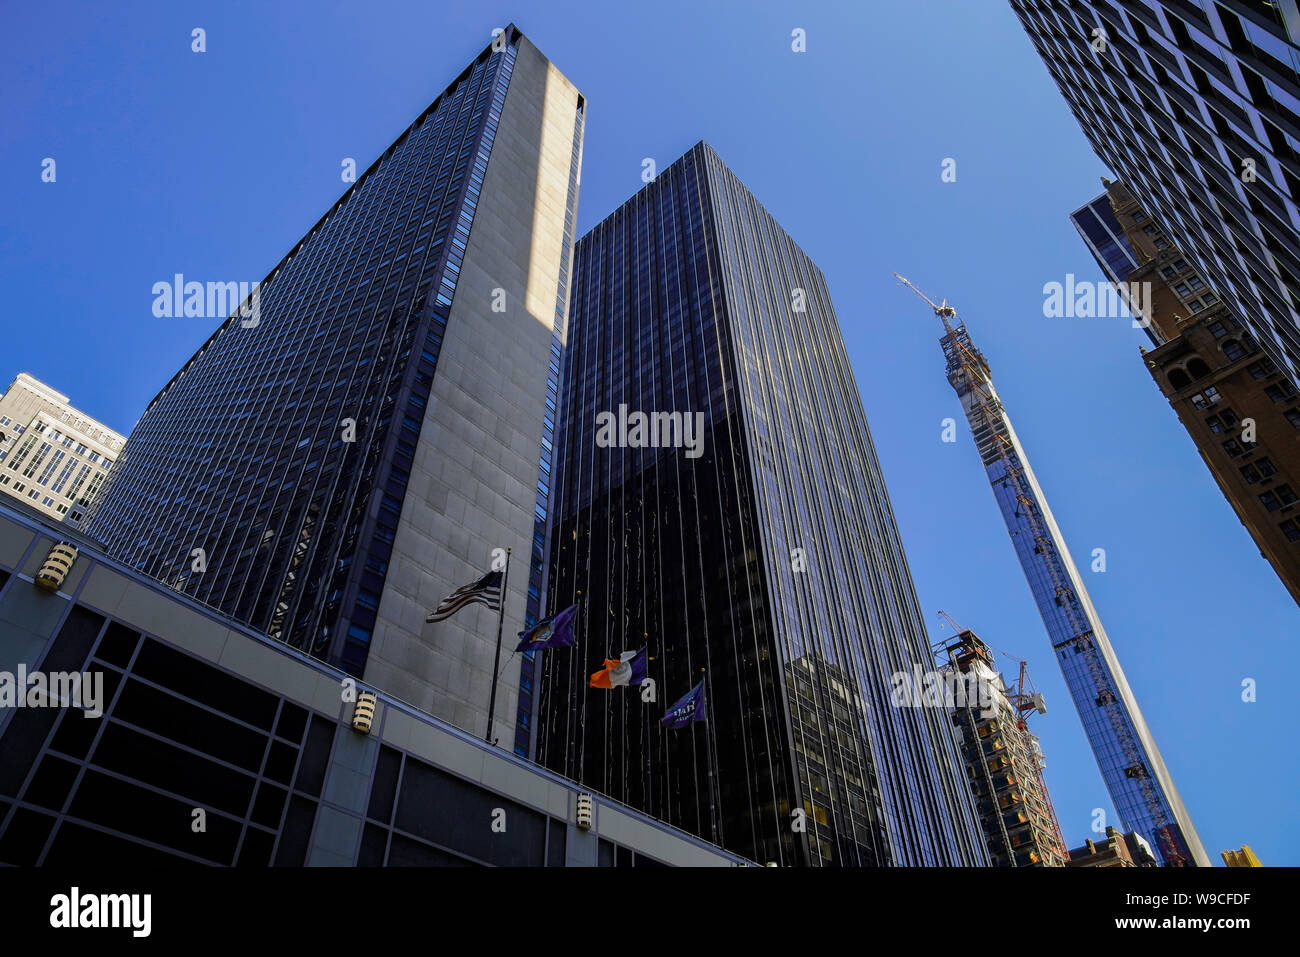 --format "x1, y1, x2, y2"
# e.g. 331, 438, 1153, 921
426, 570, 503, 623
